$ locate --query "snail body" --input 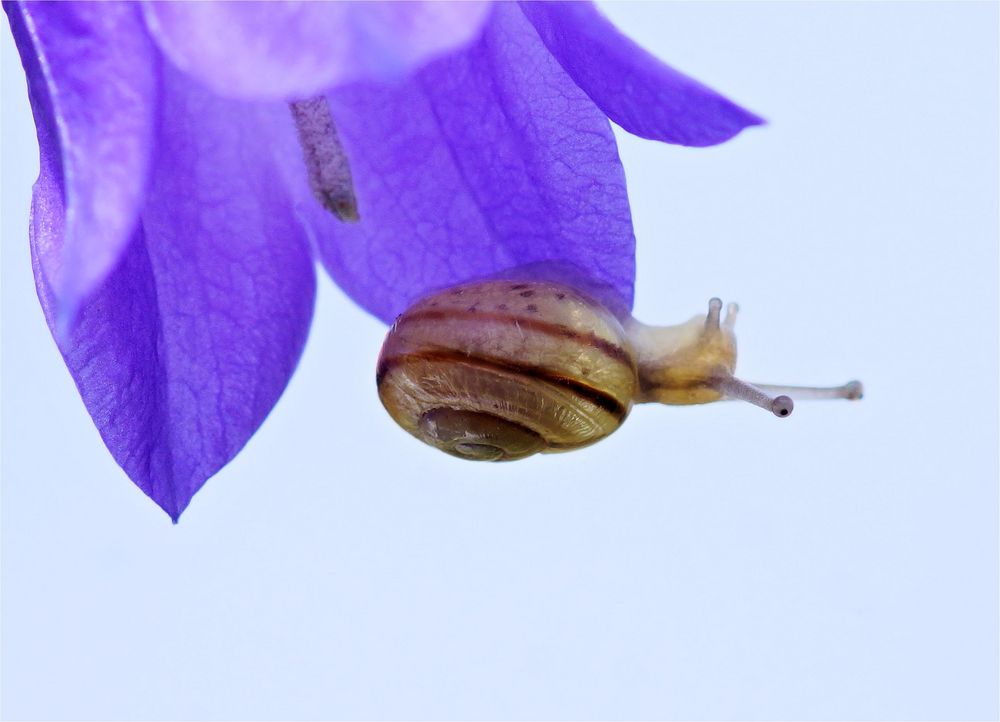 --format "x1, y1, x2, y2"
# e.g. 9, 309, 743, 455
376, 279, 862, 461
